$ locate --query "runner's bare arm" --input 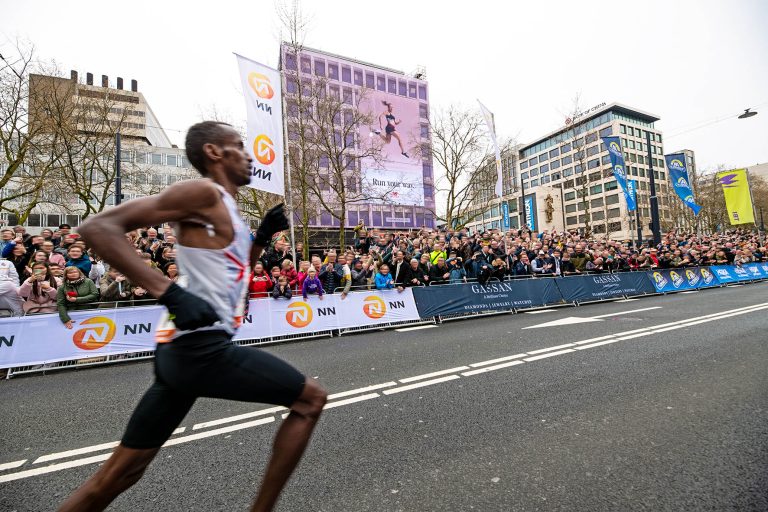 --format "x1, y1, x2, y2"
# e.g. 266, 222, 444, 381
78, 181, 219, 298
